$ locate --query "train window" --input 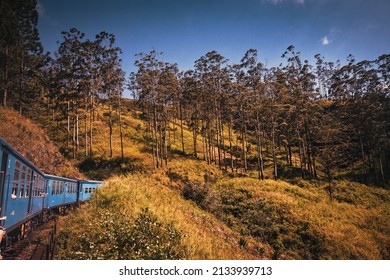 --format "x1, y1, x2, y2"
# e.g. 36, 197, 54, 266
51, 181, 55, 196
33, 175, 37, 197
45, 179, 49, 195
12, 160, 20, 196
26, 168, 31, 198
36, 175, 43, 196
20, 165, 26, 198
